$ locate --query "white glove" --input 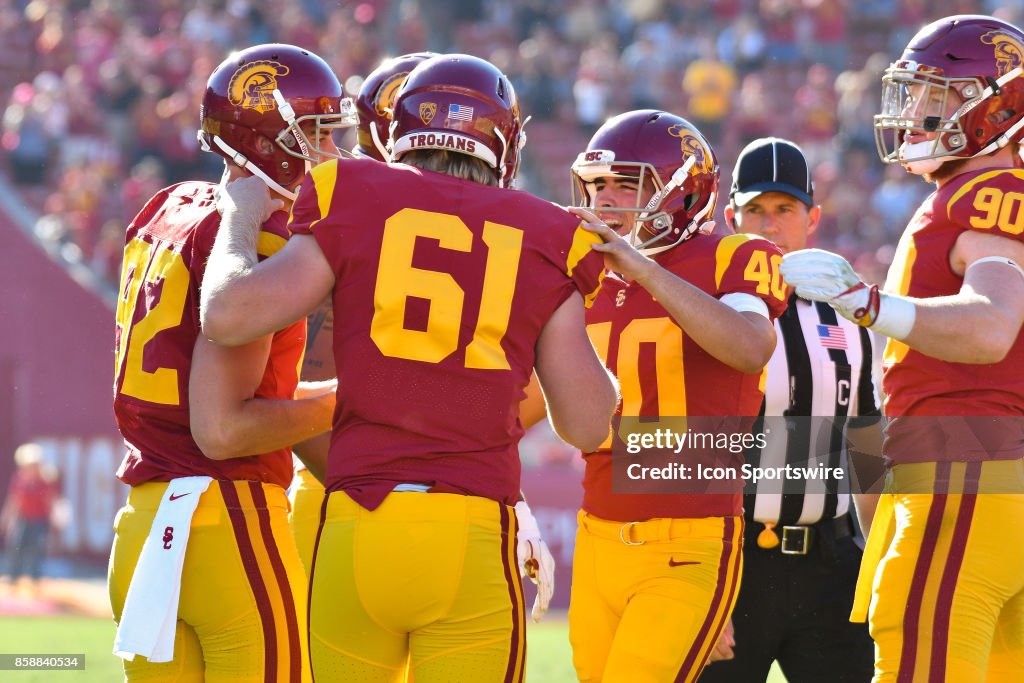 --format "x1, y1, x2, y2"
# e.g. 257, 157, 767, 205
514, 501, 555, 622
780, 249, 915, 340
216, 175, 283, 228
